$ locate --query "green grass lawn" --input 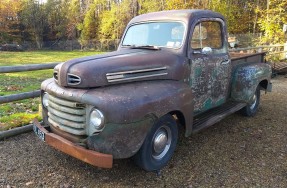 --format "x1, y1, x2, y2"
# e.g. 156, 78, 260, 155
0, 50, 104, 131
